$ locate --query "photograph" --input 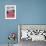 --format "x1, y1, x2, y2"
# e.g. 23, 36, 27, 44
5, 5, 16, 19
